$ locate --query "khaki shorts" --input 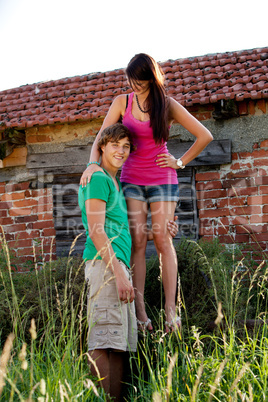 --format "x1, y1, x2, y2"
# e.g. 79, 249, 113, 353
85, 259, 137, 352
